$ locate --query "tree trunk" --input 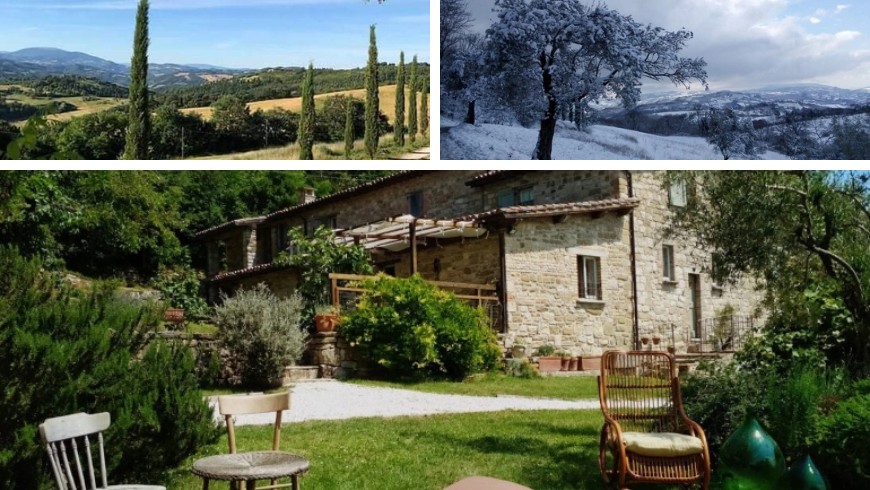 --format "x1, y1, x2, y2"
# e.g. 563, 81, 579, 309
534, 64, 557, 160
466, 100, 475, 125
